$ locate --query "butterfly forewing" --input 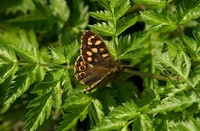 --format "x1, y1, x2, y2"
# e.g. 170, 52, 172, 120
81, 30, 116, 68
